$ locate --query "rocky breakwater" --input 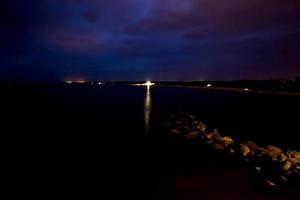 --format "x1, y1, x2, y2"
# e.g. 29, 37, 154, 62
167, 113, 300, 192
